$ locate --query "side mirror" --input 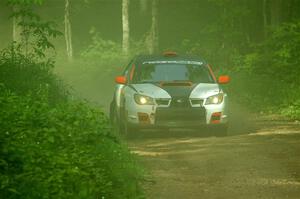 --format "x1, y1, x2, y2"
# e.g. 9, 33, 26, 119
115, 76, 127, 84
218, 75, 230, 84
